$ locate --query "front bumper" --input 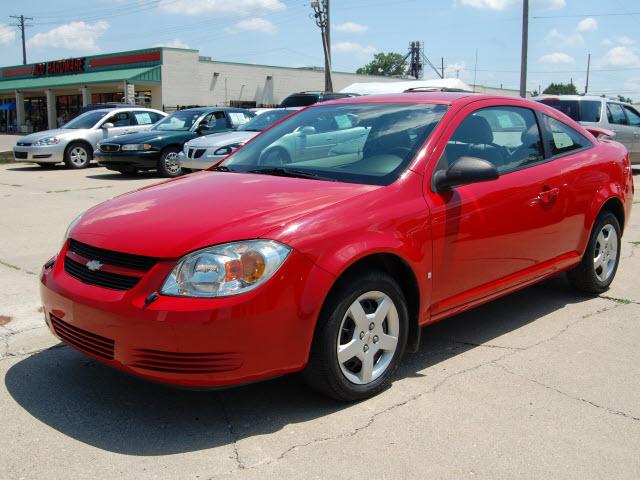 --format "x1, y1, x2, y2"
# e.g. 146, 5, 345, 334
39, 243, 335, 388
96, 150, 161, 170
13, 144, 66, 163
178, 151, 223, 170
